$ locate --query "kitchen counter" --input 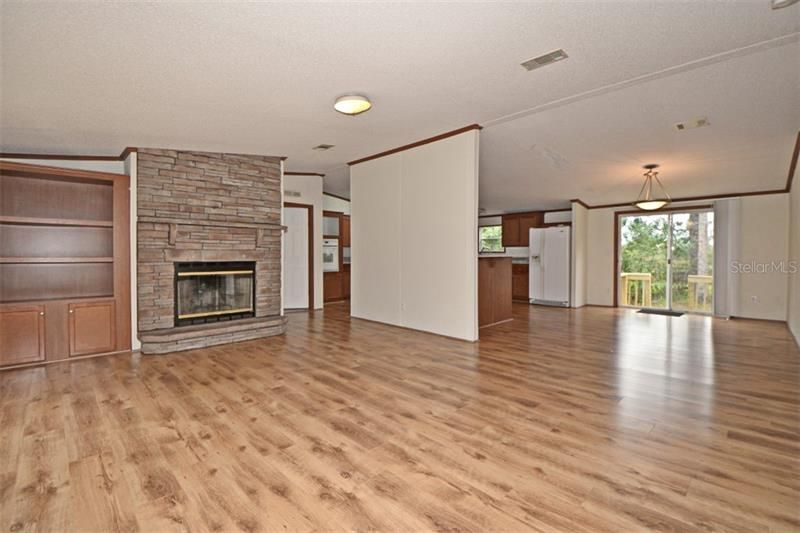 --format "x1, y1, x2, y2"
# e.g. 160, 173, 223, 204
478, 257, 513, 328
